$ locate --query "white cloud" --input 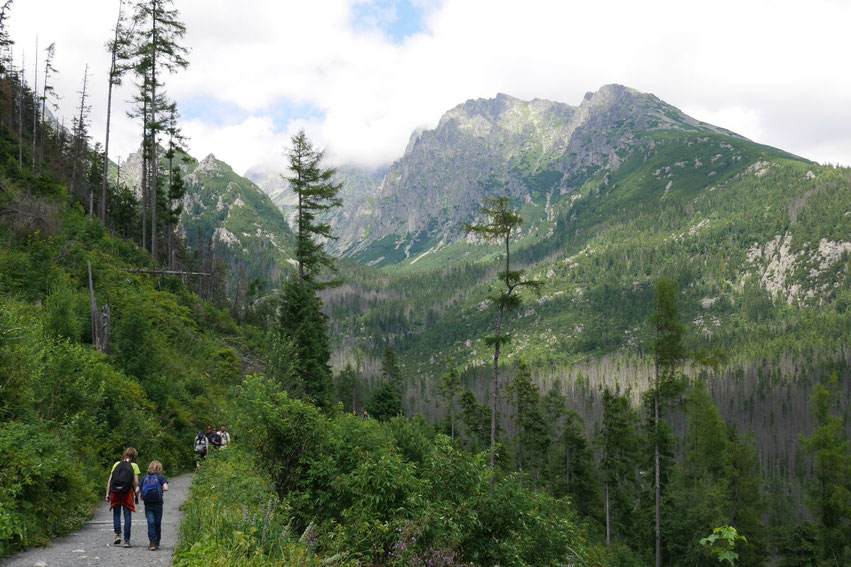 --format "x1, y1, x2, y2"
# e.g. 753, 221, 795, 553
8, 0, 851, 175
